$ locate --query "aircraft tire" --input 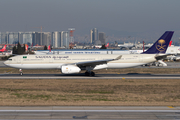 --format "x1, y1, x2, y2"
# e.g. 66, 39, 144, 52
91, 72, 95, 76
85, 71, 89, 76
